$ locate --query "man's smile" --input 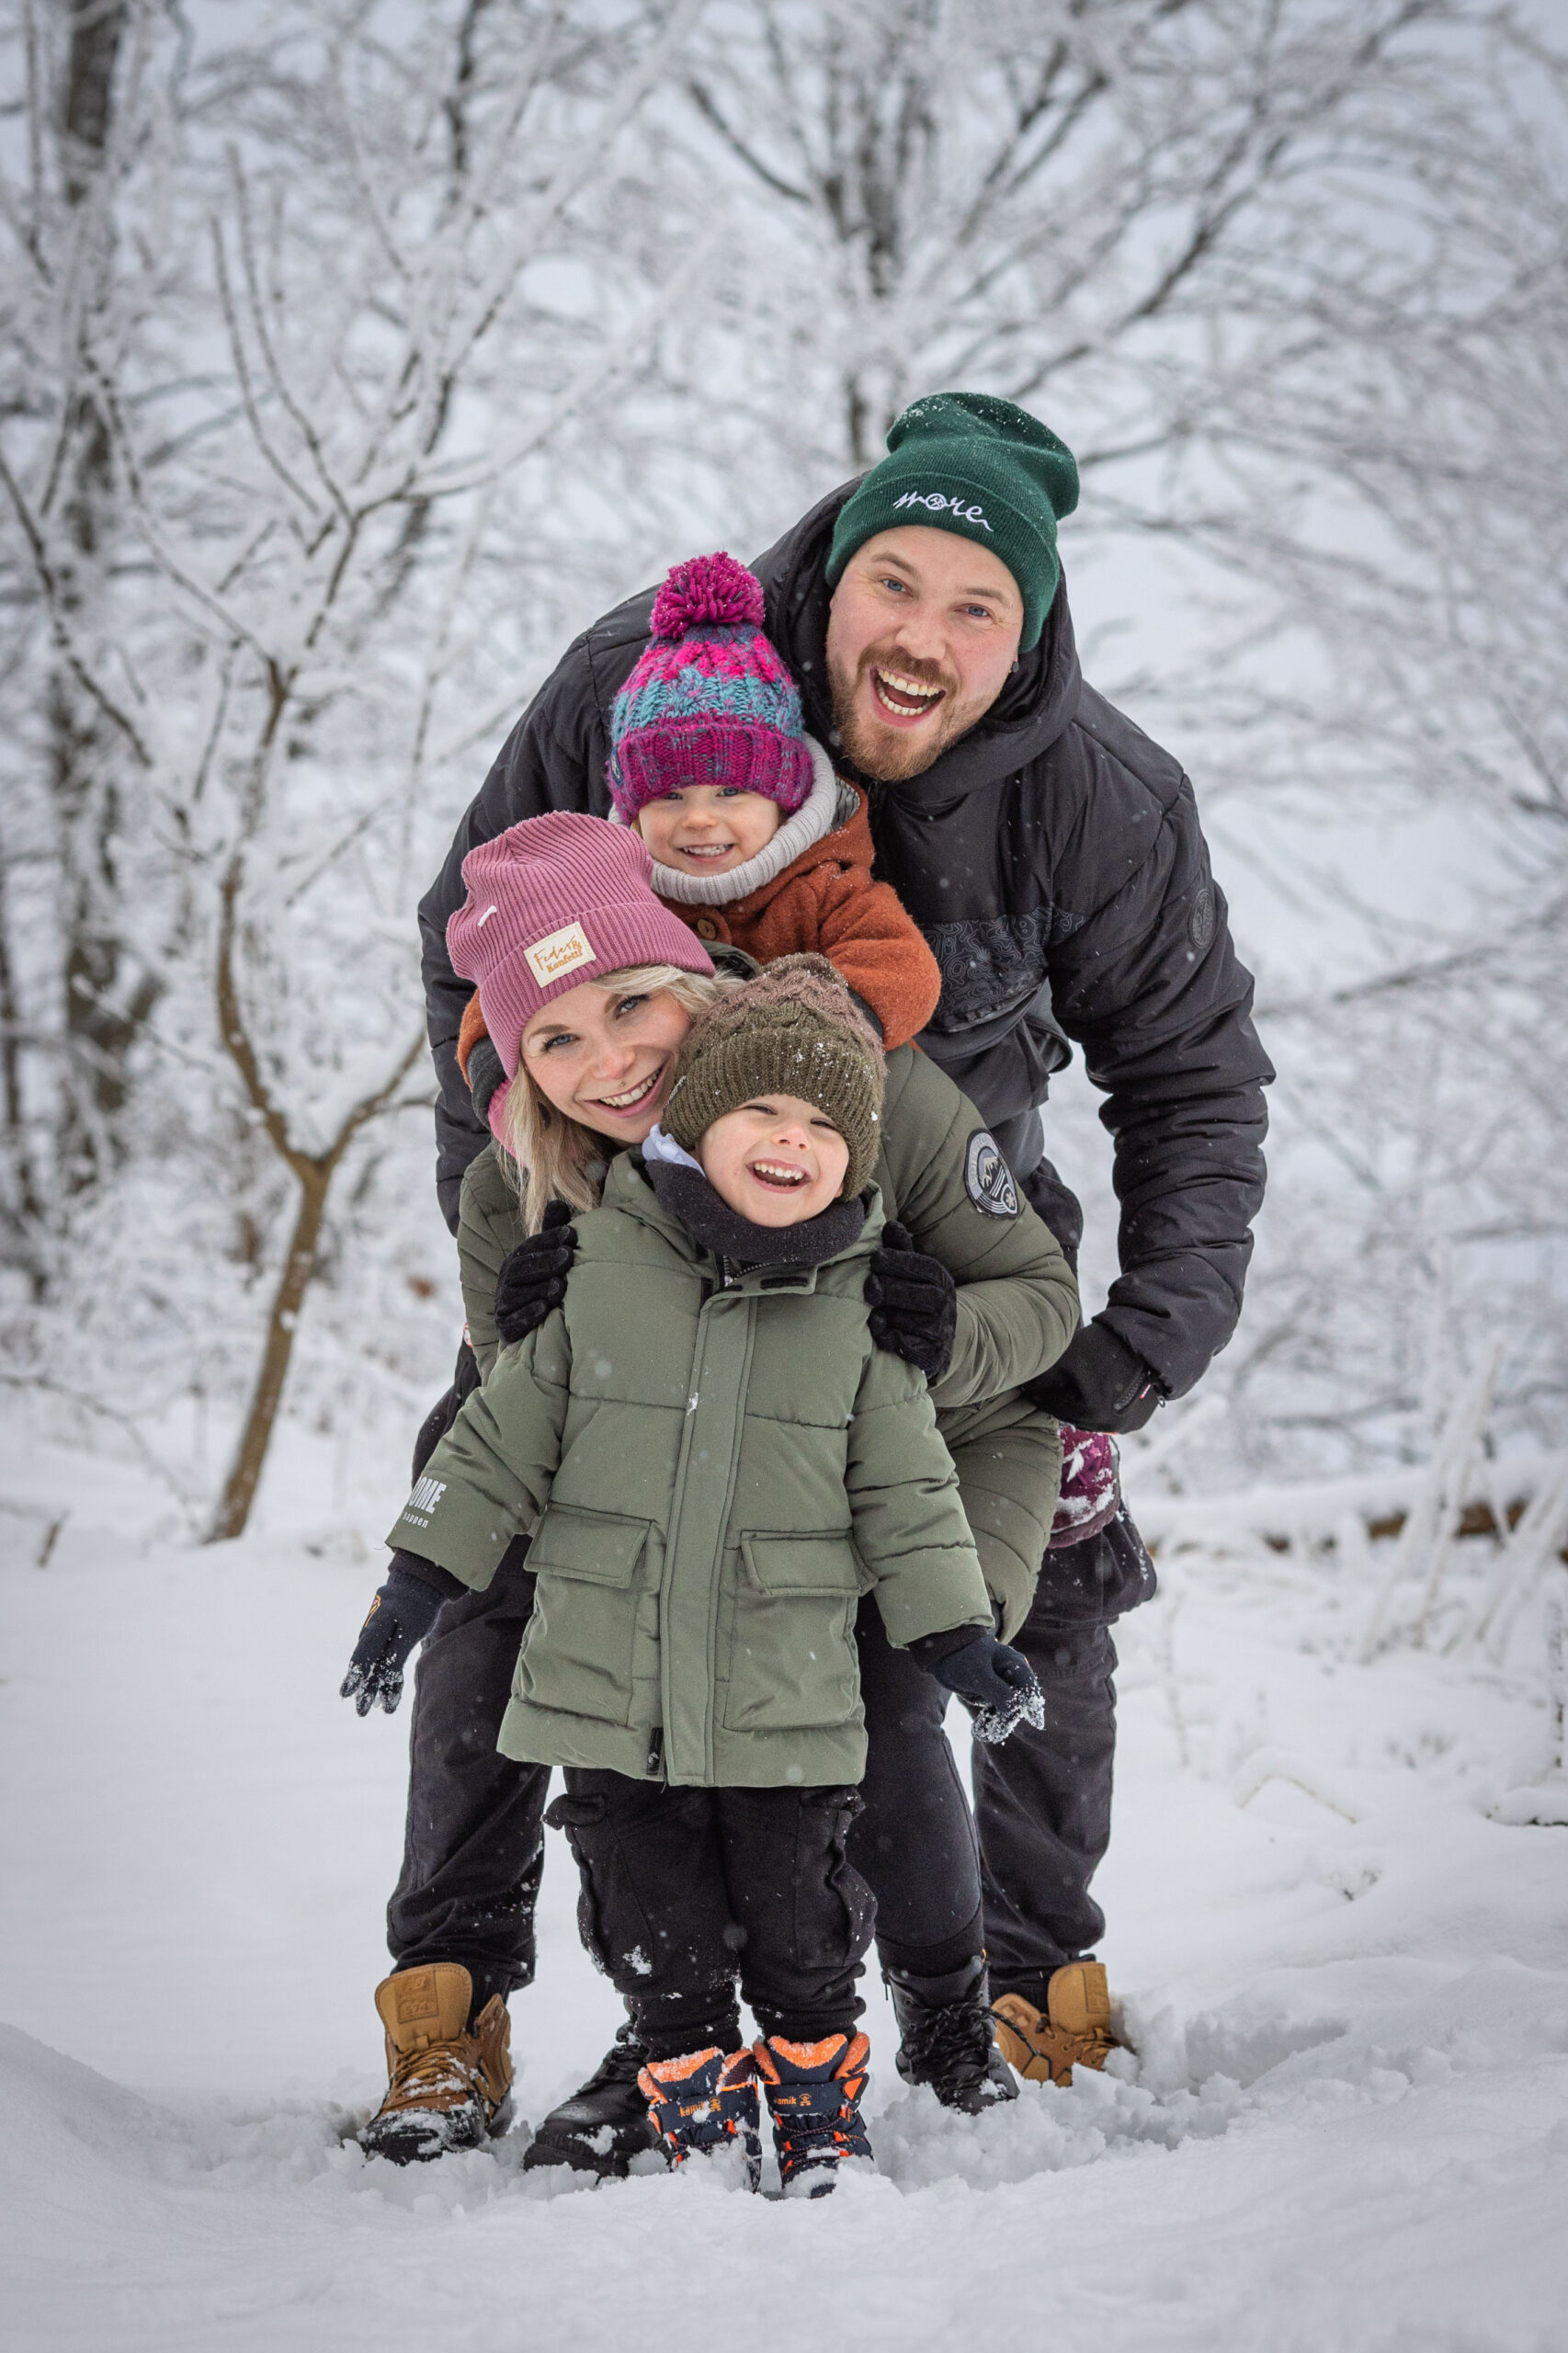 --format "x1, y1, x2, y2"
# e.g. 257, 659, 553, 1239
871, 665, 948, 722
